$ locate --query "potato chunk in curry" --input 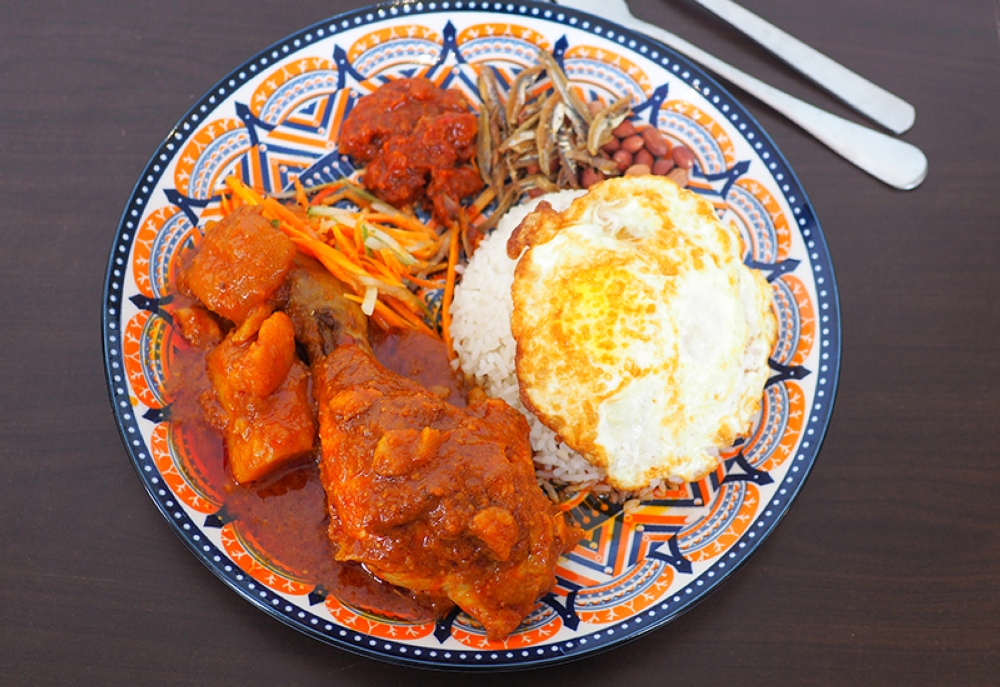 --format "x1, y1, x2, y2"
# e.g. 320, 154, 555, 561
180, 205, 296, 324
205, 311, 316, 484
